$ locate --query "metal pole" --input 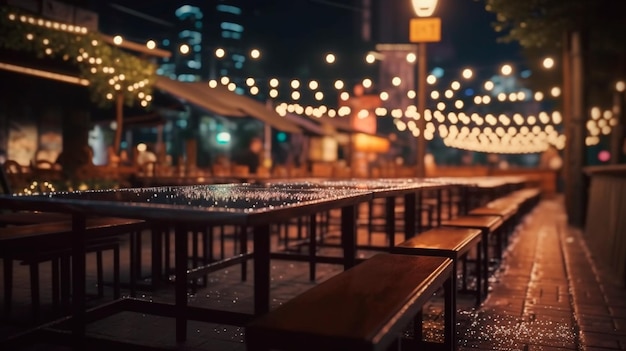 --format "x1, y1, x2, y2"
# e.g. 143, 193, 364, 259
416, 42, 427, 178
610, 91, 623, 164
564, 31, 587, 228
114, 93, 124, 155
